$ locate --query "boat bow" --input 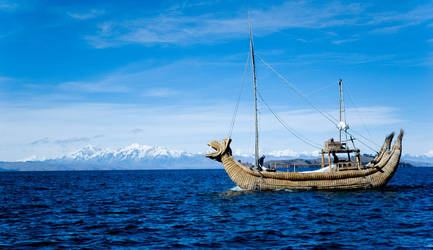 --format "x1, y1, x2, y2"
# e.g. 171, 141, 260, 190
206, 138, 232, 162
